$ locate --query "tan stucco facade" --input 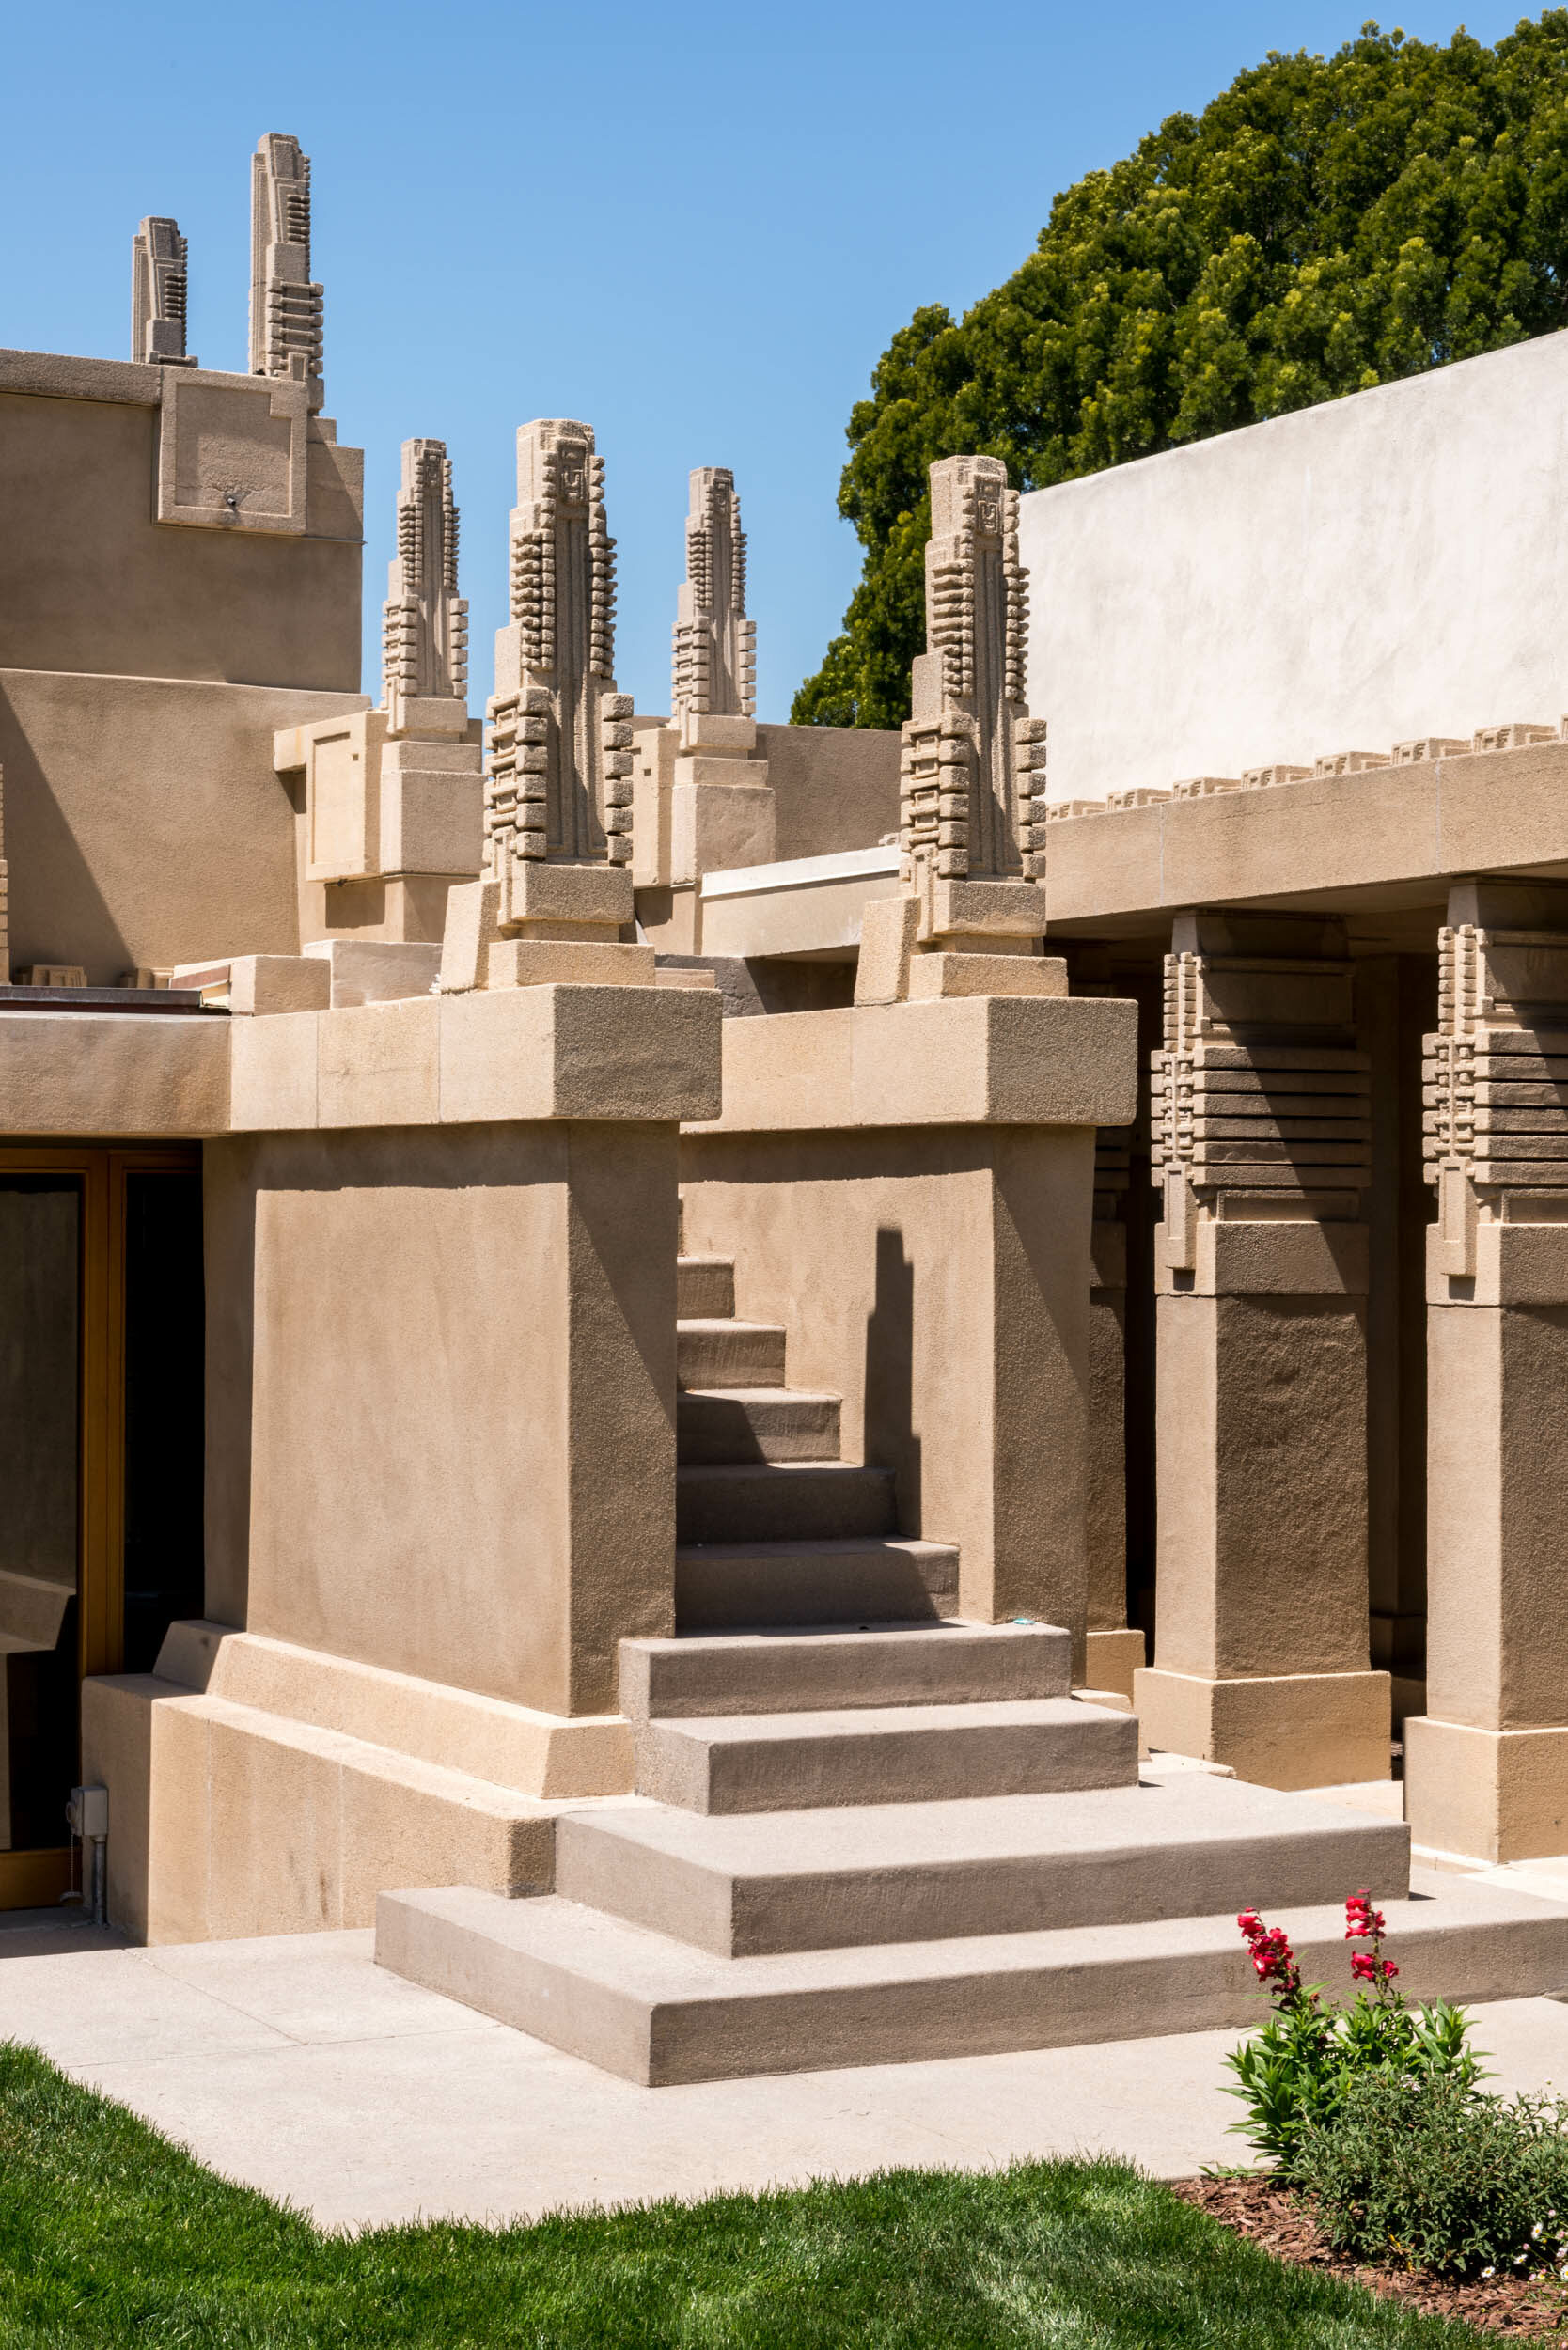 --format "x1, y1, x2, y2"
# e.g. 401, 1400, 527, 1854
10, 195, 1568, 2078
